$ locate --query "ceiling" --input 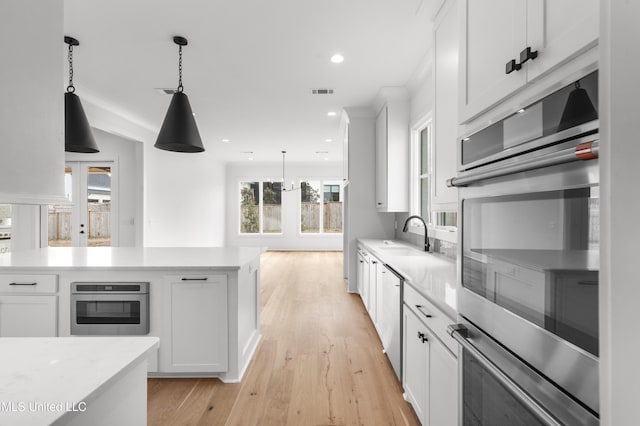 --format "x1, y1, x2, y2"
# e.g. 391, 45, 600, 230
64, 0, 435, 163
